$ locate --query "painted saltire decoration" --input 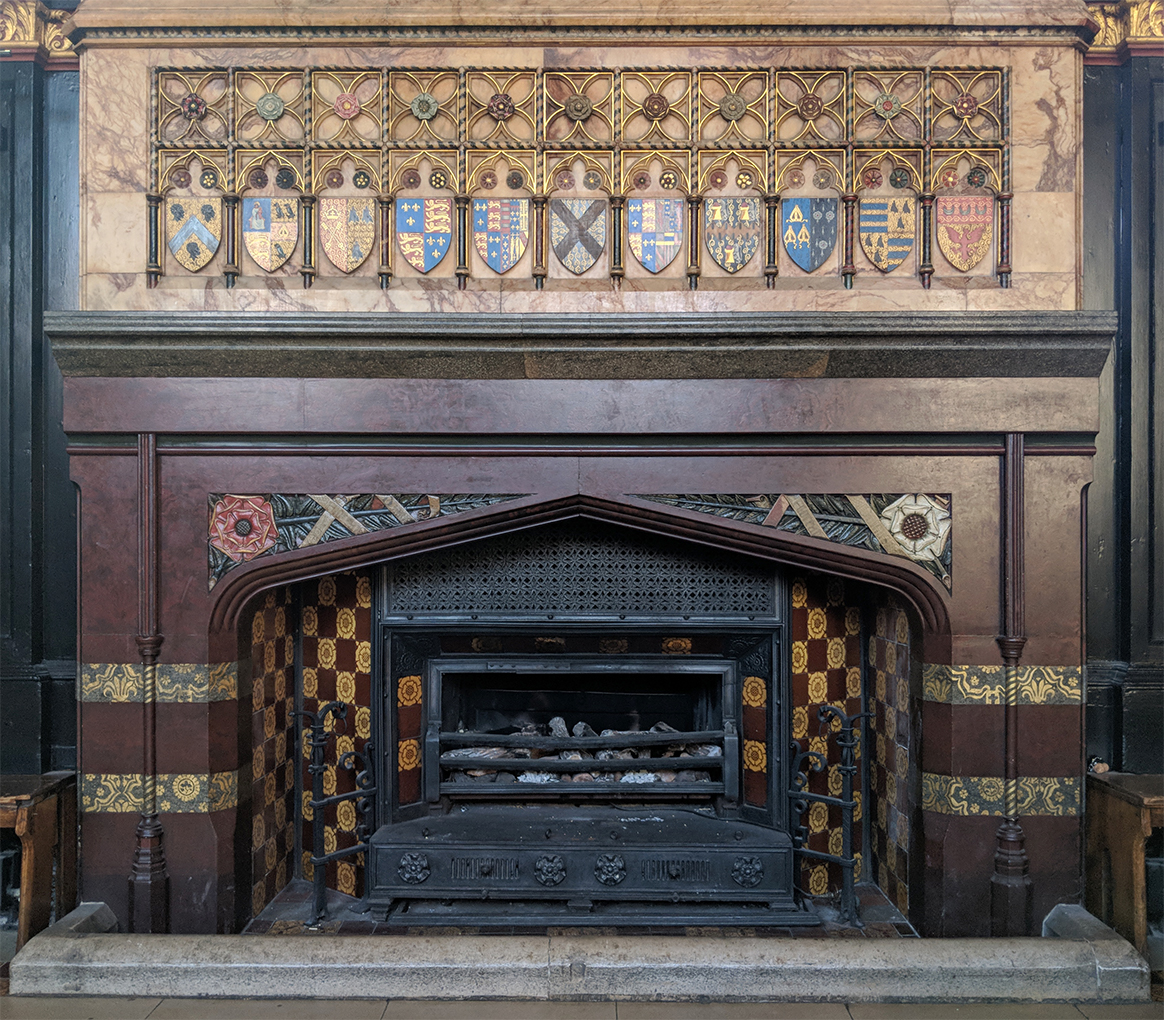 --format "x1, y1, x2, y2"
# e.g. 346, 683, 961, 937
859, 197, 915, 272
704, 197, 761, 273
207, 492, 524, 590
781, 198, 837, 272
167, 197, 221, 271
396, 197, 453, 273
636, 492, 952, 589
473, 198, 530, 273
242, 196, 298, 272
320, 197, 376, 272
627, 198, 684, 273
550, 198, 607, 274
935, 194, 993, 272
